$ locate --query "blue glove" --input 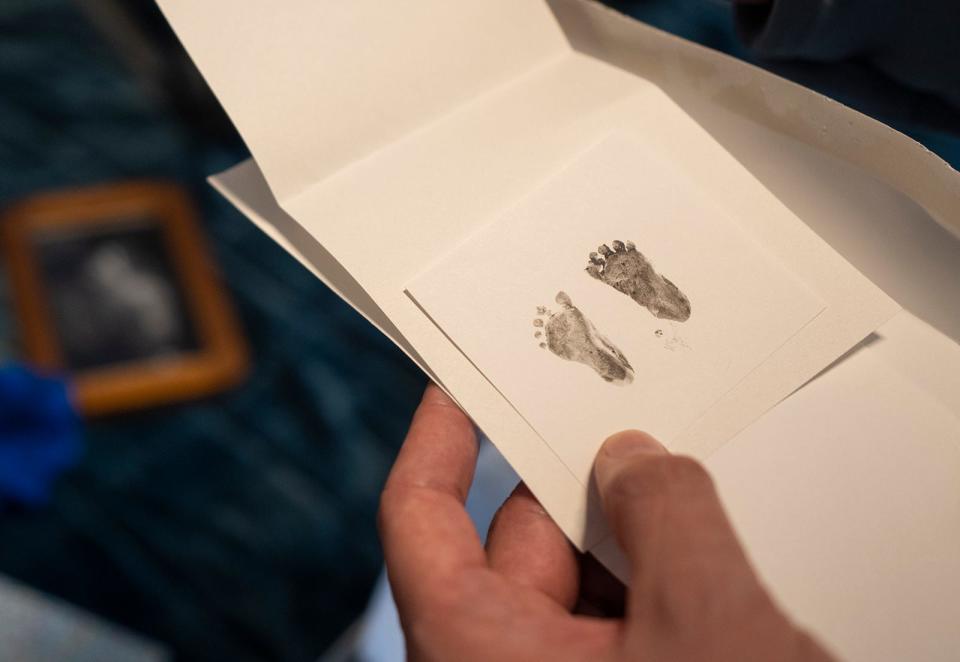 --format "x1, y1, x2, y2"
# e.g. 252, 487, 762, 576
0, 363, 82, 508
